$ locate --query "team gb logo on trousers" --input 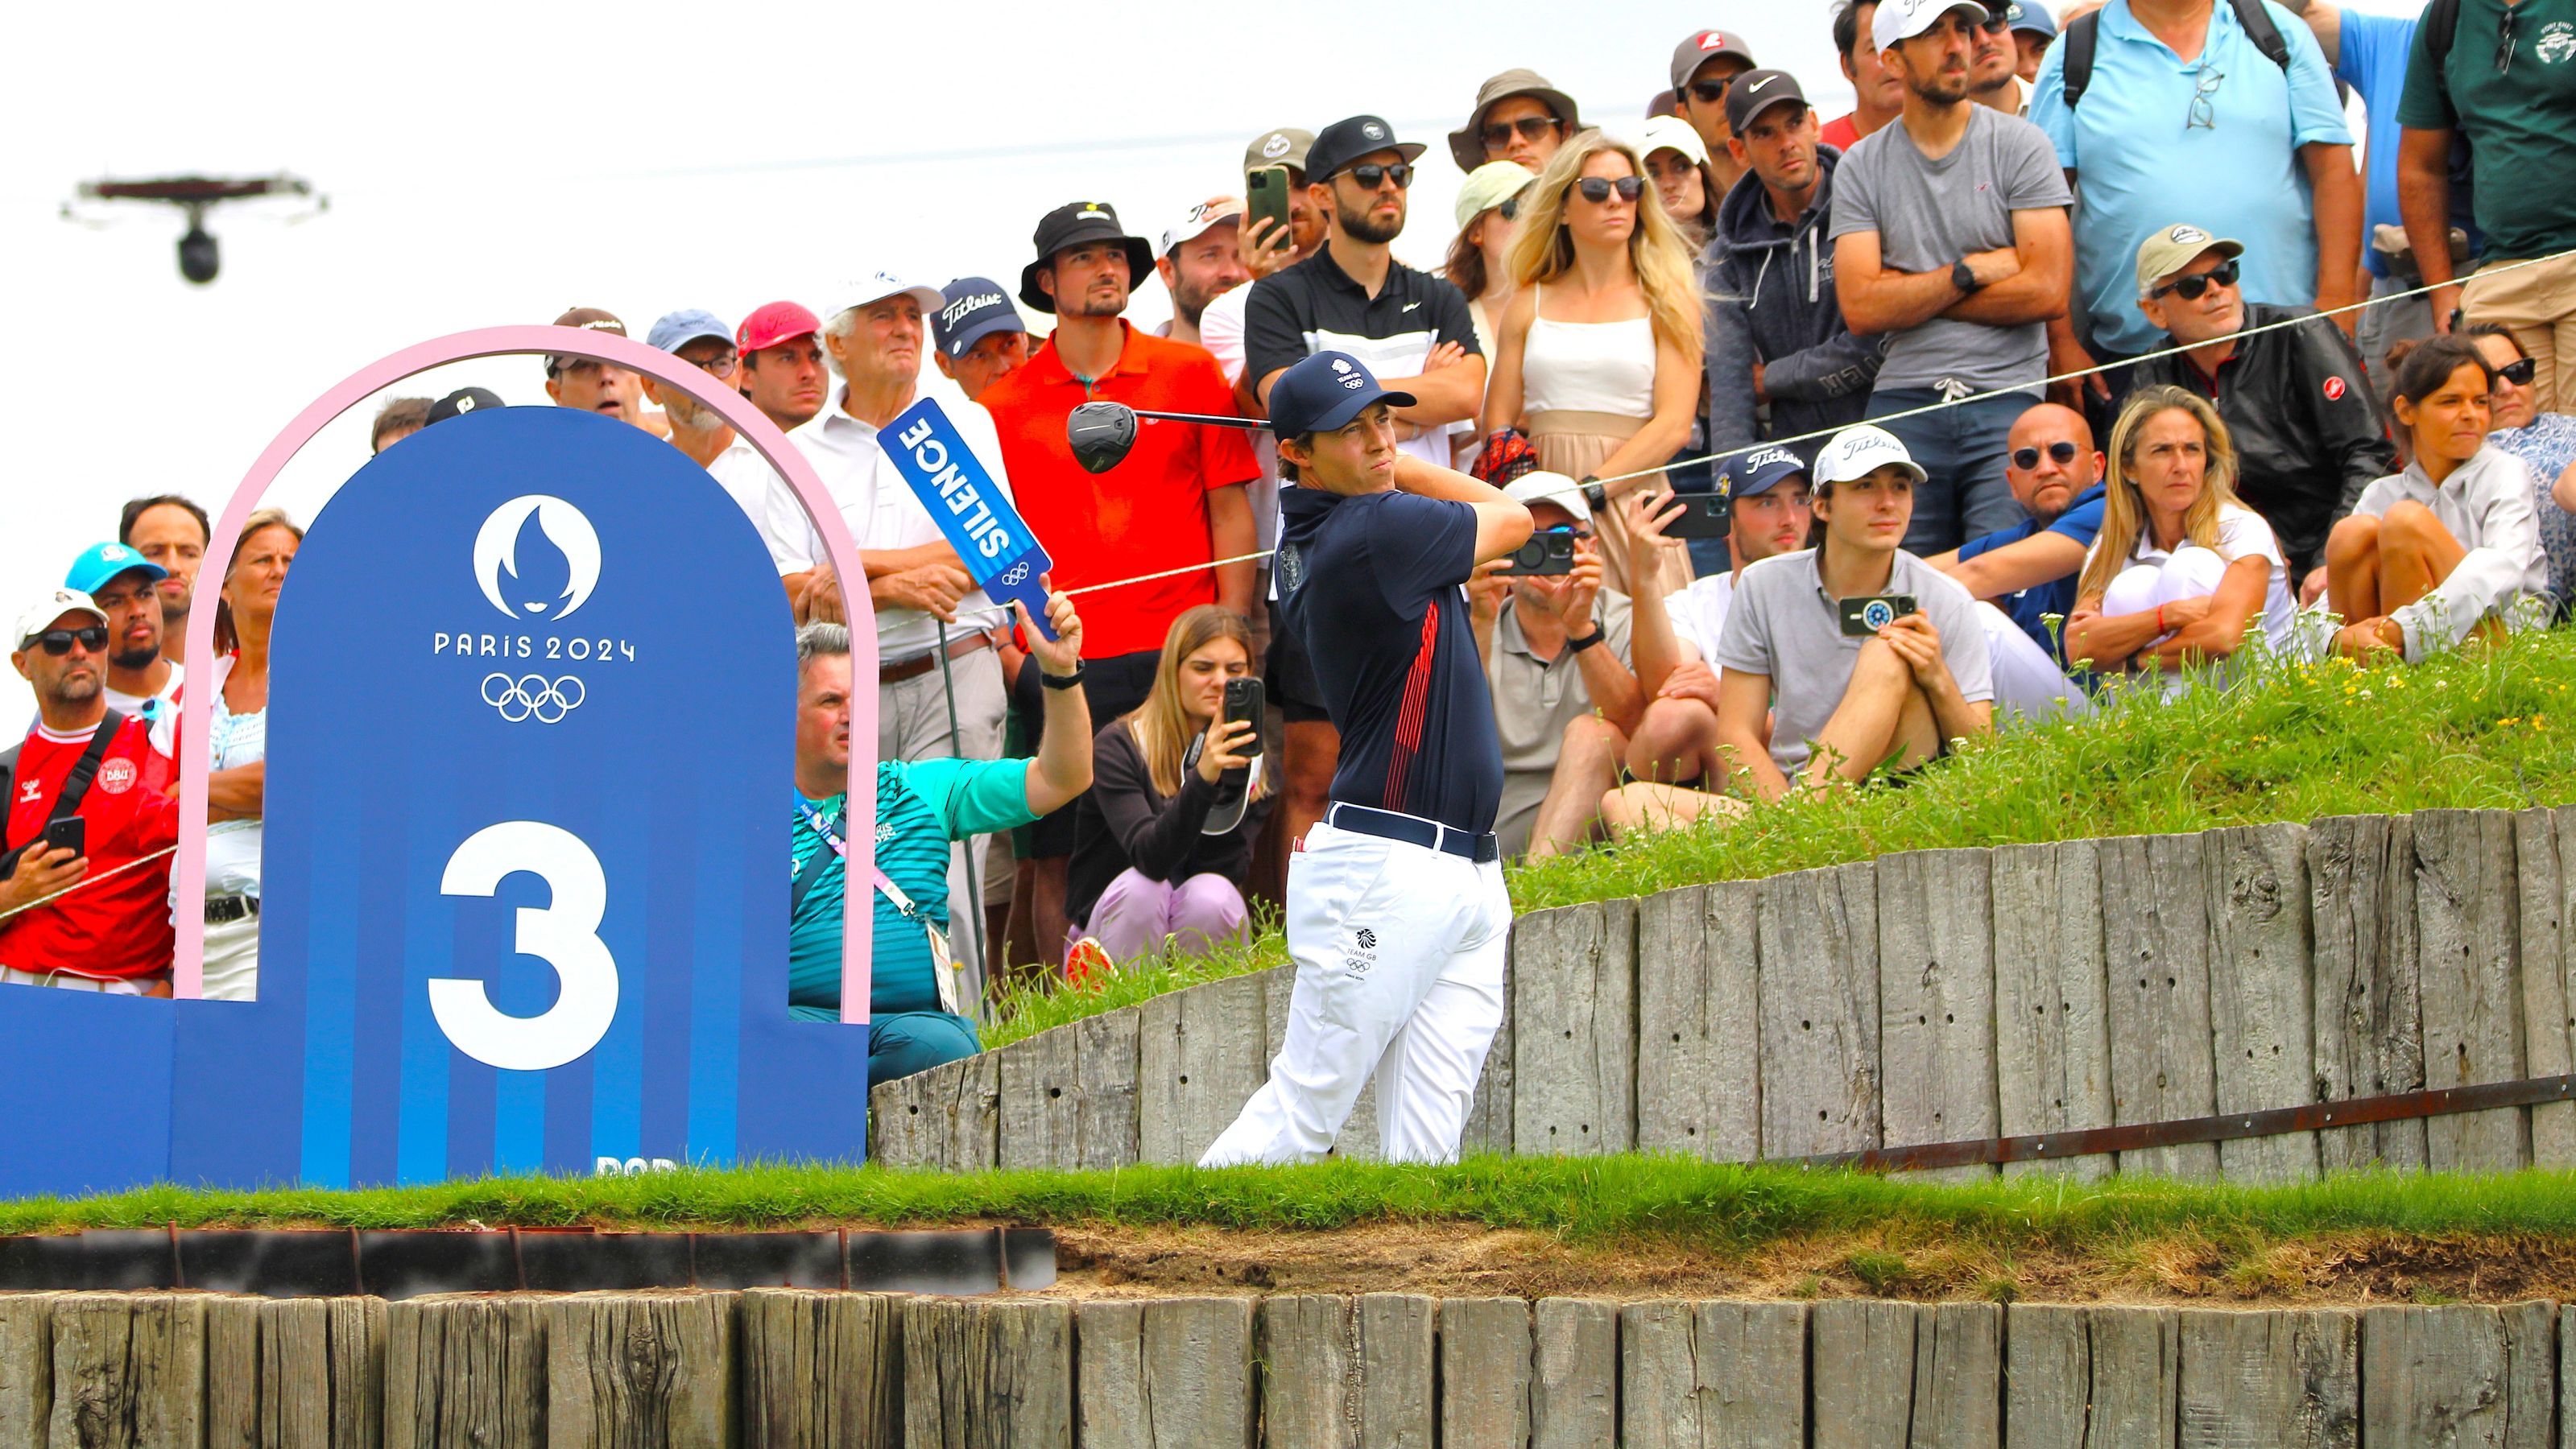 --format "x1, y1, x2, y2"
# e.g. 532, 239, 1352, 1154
472, 494, 602, 621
